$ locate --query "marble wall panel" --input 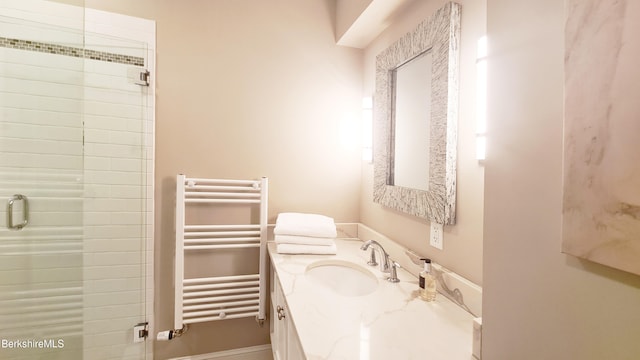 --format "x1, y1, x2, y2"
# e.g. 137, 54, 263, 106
563, 0, 640, 275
